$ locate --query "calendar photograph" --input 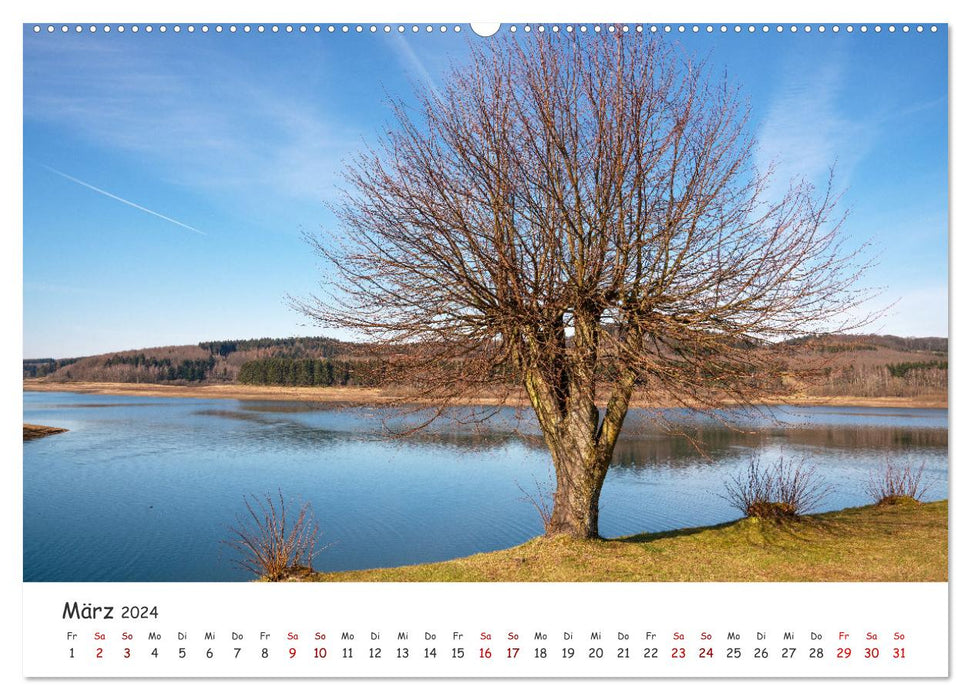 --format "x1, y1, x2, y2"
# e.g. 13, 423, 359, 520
23, 21, 947, 597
